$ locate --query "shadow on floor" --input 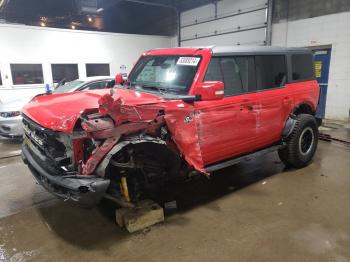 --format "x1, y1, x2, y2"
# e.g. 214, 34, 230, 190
36, 151, 286, 248
155, 152, 286, 215
37, 200, 130, 250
